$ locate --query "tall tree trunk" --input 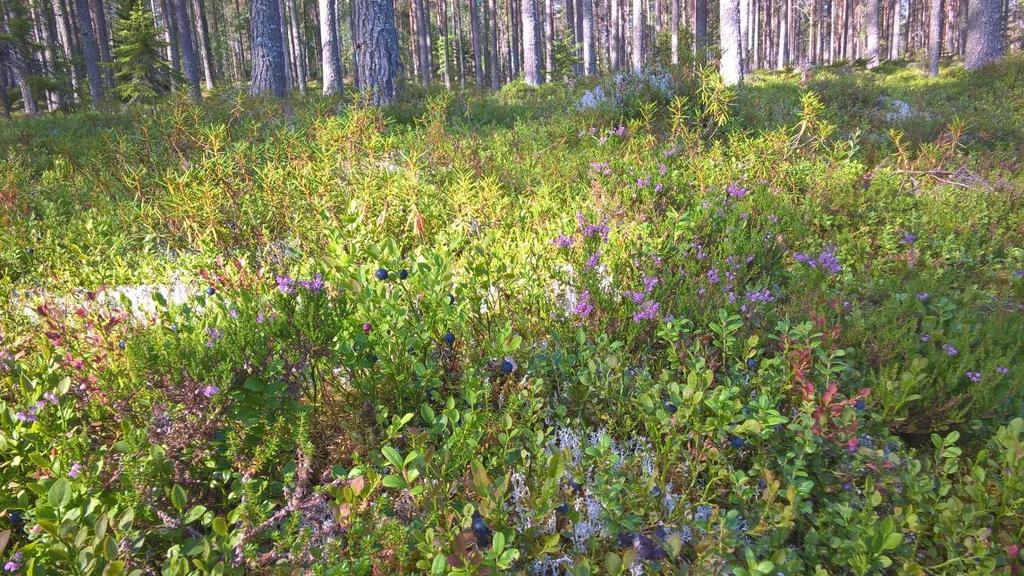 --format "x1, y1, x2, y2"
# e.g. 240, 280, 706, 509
354, 0, 400, 102
778, 0, 789, 66
694, 0, 707, 61
414, 0, 430, 83
670, 0, 679, 63
565, 0, 578, 73
250, 0, 288, 96
720, 0, 742, 82
0, 13, 39, 116
441, 0, 451, 87
193, 0, 216, 89
581, 0, 596, 72
470, 0, 484, 84
510, 0, 521, 78
0, 62, 9, 118
285, 0, 306, 93
92, 0, 114, 88
631, 0, 643, 70
927, 0, 942, 73
964, 0, 1000, 67
866, 0, 880, 65
521, 0, 542, 82
455, 0, 466, 86
277, 0, 293, 90
544, 0, 553, 79
34, 0, 65, 110
740, 0, 750, 66
349, 0, 360, 87
172, 0, 202, 100
488, 0, 499, 86
162, 0, 182, 76
611, 0, 622, 69
74, 0, 104, 106
320, 0, 344, 92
